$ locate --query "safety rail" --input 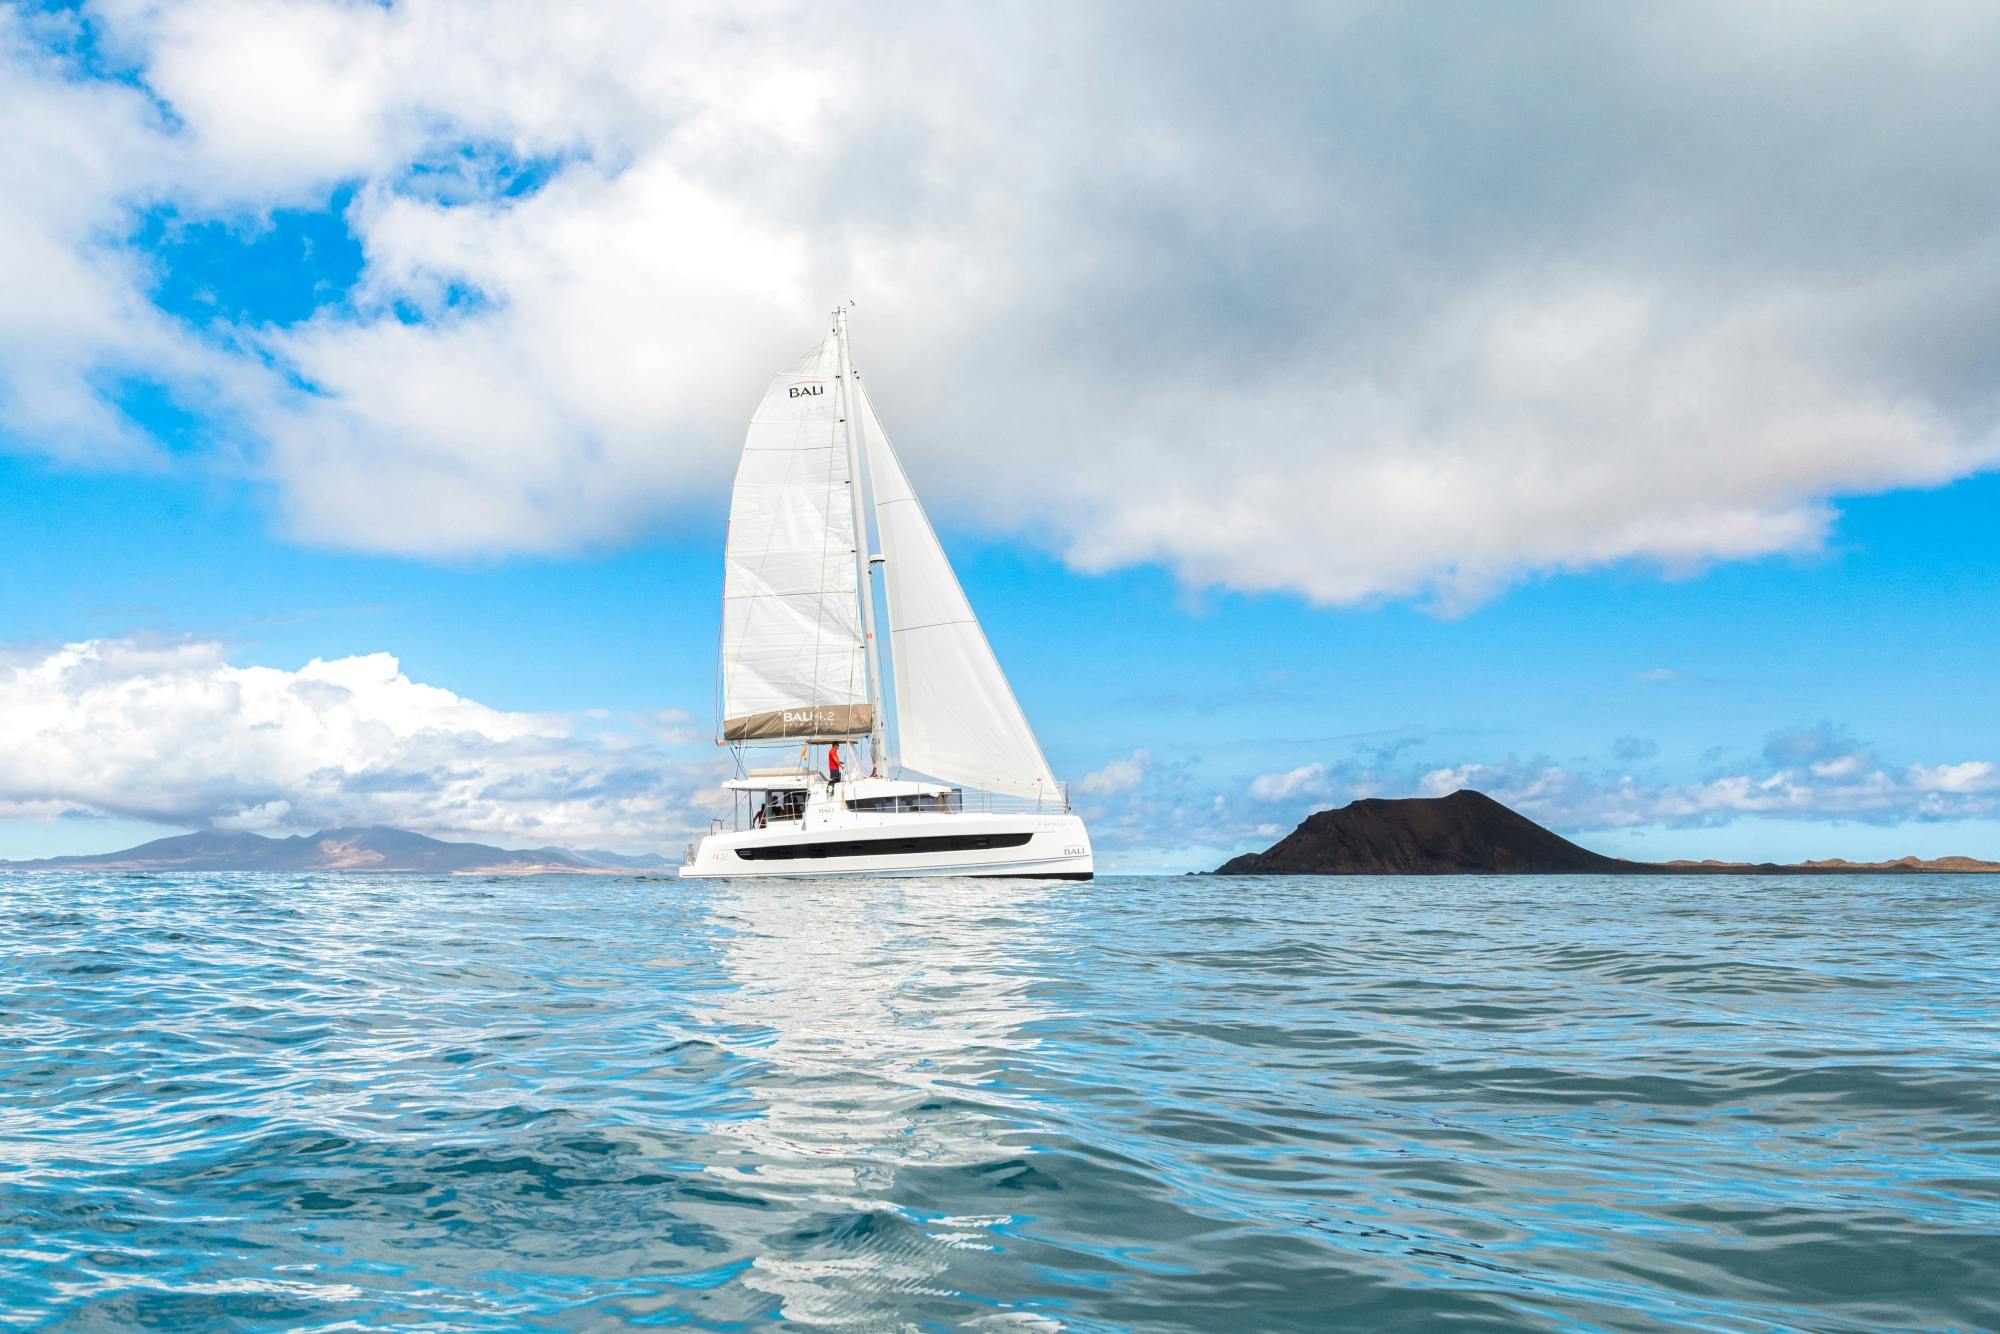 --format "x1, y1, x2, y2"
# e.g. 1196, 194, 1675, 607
839, 785, 1070, 817
945, 784, 1071, 815
711, 781, 1071, 834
